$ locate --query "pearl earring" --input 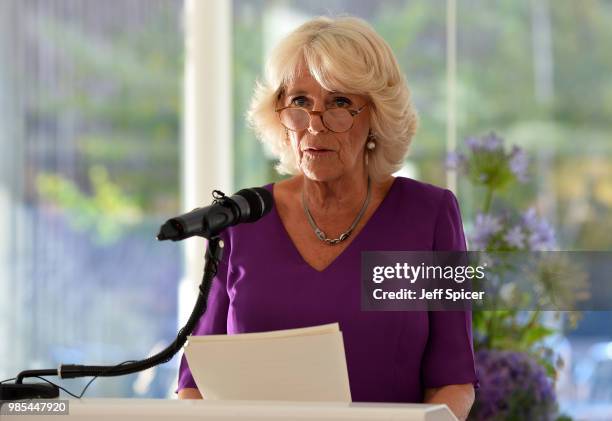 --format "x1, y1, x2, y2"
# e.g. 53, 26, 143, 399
366, 131, 376, 150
